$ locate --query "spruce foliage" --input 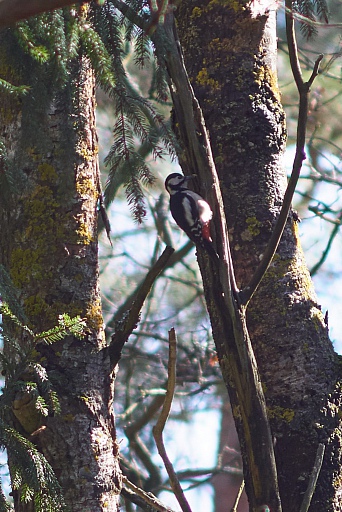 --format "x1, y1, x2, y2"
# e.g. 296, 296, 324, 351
292, 0, 329, 37
0, 300, 86, 509
2, 424, 64, 512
